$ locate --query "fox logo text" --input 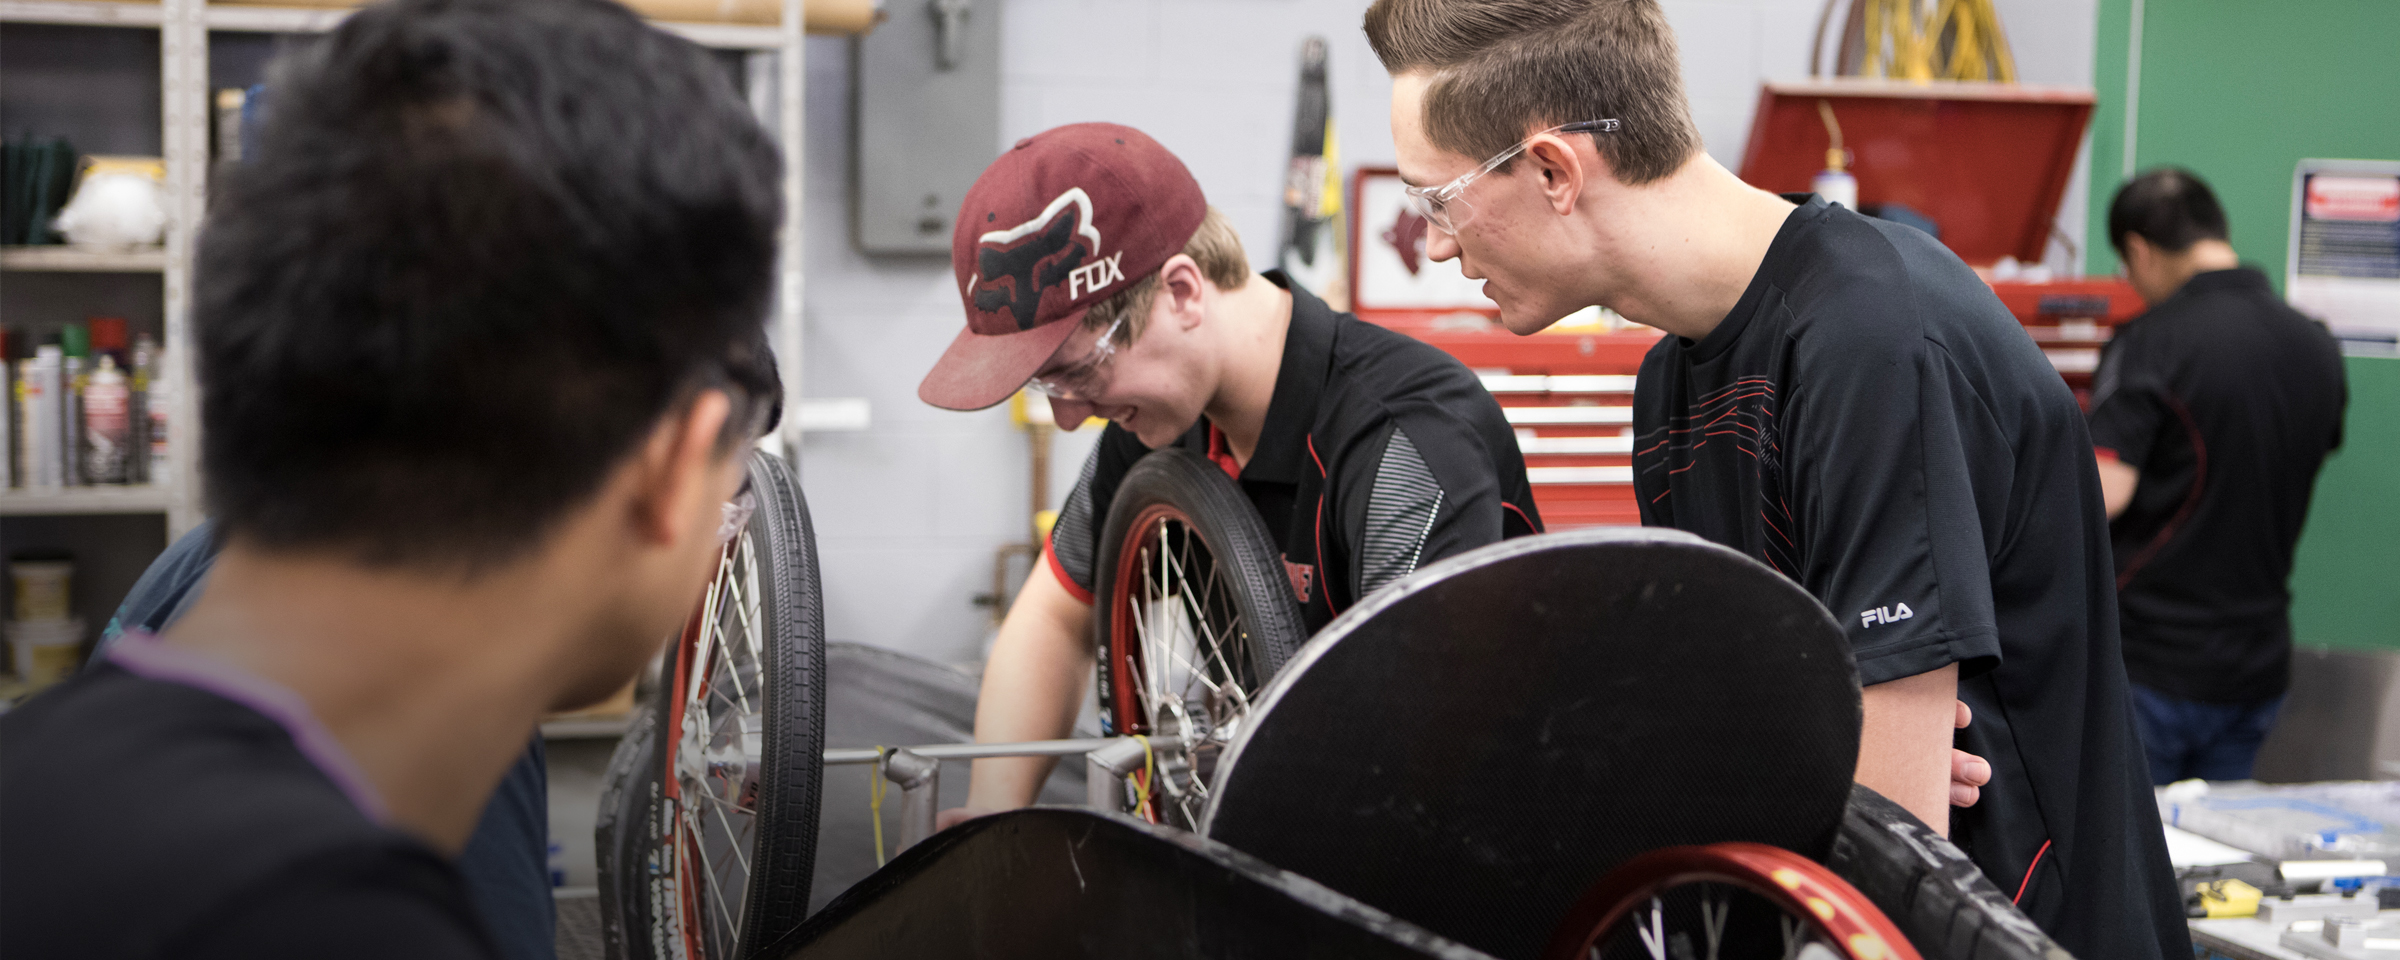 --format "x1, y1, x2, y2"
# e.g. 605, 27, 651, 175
1066, 252, 1124, 299
969, 188, 1105, 331
1859, 603, 1915, 628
